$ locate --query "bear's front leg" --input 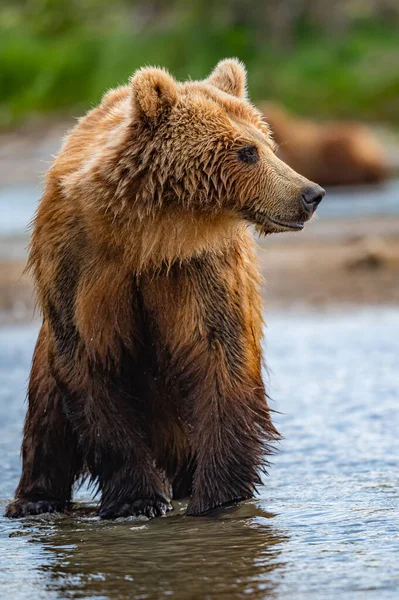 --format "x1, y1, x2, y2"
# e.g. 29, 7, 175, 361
141, 248, 280, 516
50, 343, 172, 520
95, 412, 172, 520
185, 361, 278, 516
183, 268, 279, 513
62, 374, 173, 520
